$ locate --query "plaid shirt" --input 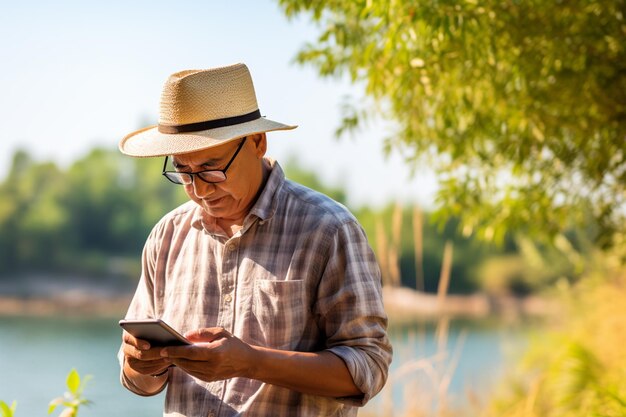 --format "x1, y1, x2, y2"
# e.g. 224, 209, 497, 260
120, 160, 392, 417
